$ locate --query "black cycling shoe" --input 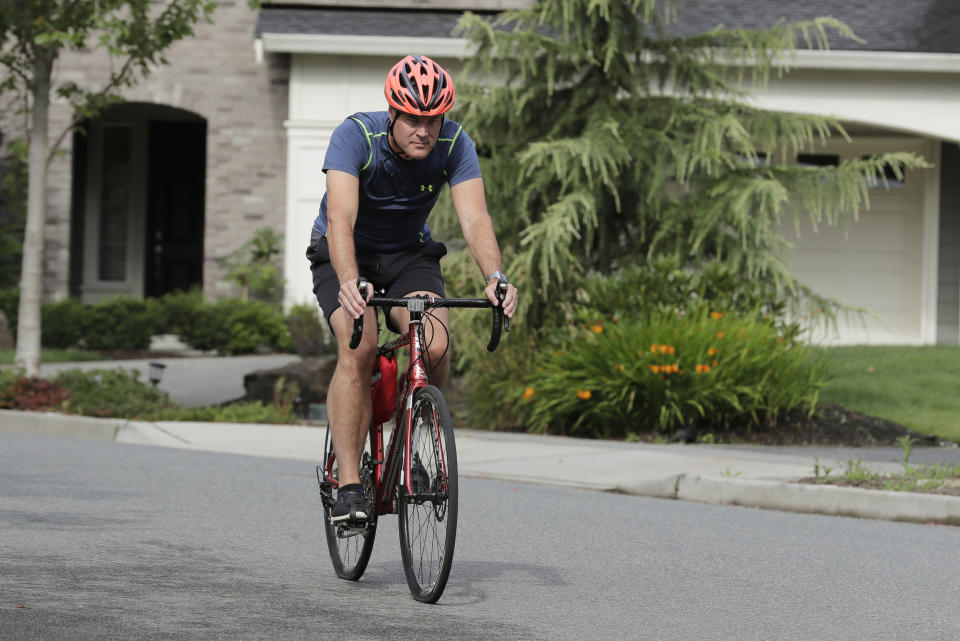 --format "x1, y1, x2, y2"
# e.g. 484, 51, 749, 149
330, 485, 368, 523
